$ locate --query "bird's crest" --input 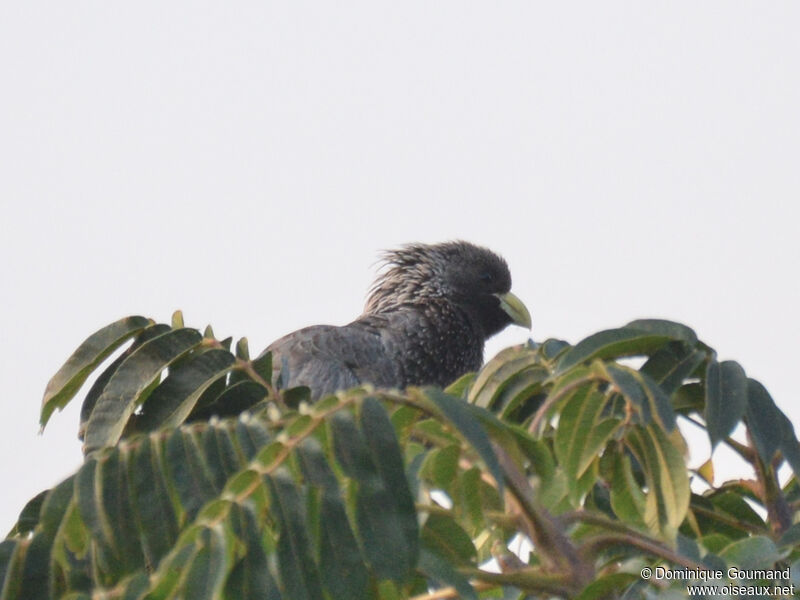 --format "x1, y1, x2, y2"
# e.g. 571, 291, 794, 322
364, 243, 454, 314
